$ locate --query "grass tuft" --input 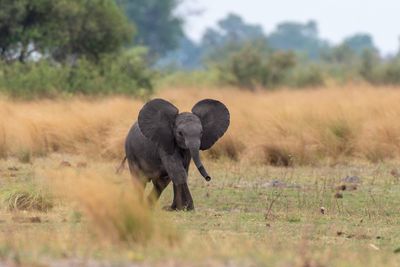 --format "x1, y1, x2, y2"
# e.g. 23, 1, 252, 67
207, 135, 245, 161
263, 144, 293, 167
45, 167, 179, 245
2, 186, 53, 212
